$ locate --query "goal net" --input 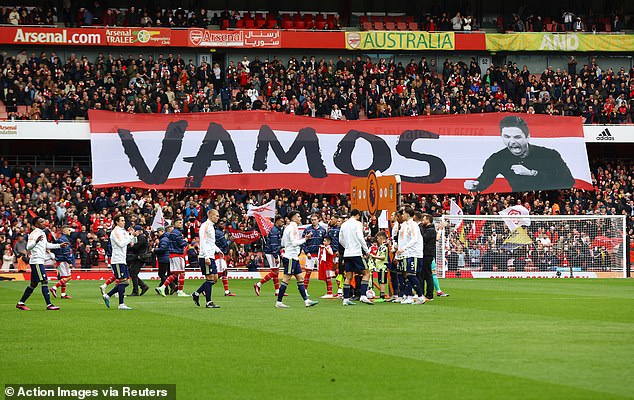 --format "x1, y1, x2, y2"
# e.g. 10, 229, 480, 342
435, 214, 627, 278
